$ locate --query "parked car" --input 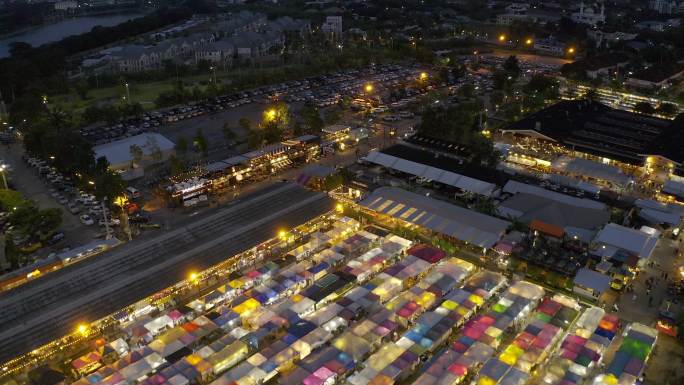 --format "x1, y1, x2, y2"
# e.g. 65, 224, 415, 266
46, 232, 65, 245
79, 214, 94, 226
